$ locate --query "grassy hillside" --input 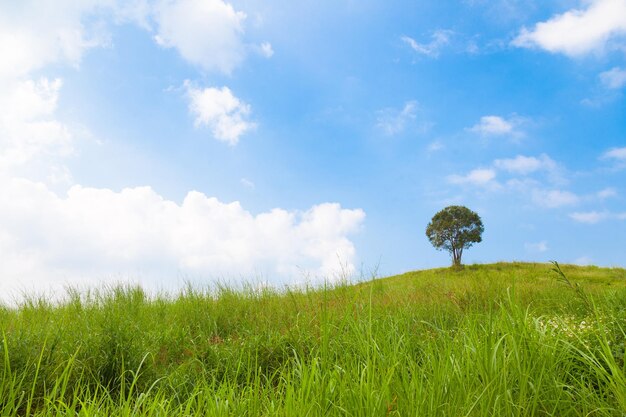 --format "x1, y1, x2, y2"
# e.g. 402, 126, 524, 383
1, 262, 625, 416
